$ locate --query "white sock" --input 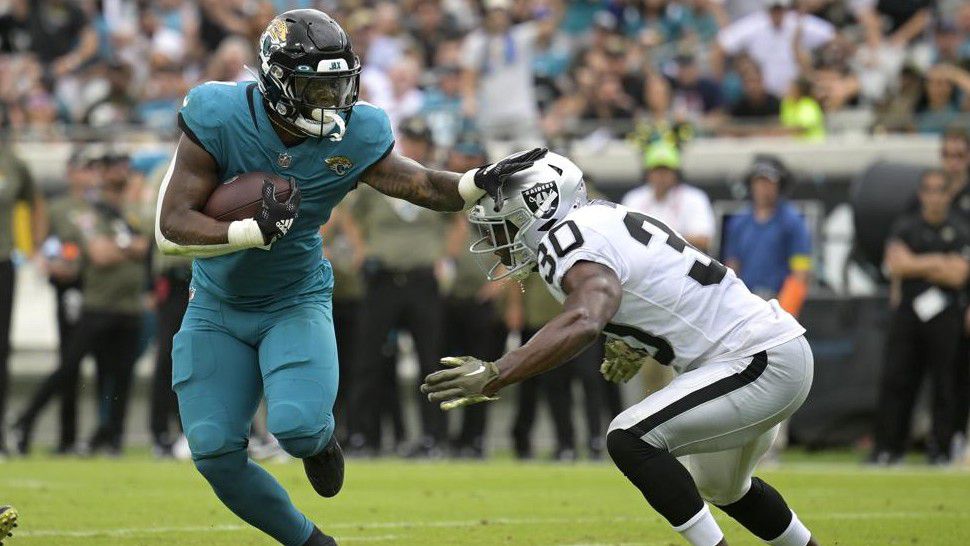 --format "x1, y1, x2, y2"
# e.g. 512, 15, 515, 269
673, 504, 724, 546
767, 511, 811, 546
